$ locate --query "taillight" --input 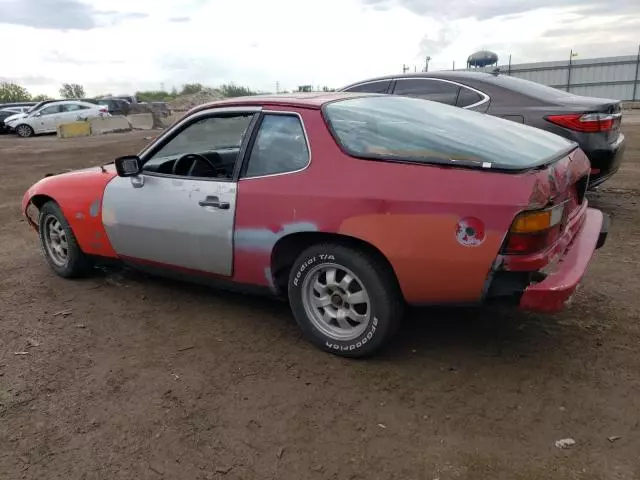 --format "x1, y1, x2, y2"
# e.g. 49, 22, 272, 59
545, 113, 620, 133
504, 204, 565, 255
99, 107, 108, 113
